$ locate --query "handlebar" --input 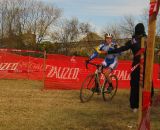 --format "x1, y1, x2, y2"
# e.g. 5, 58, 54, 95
86, 62, 100, 69
85, 61, 103, 73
